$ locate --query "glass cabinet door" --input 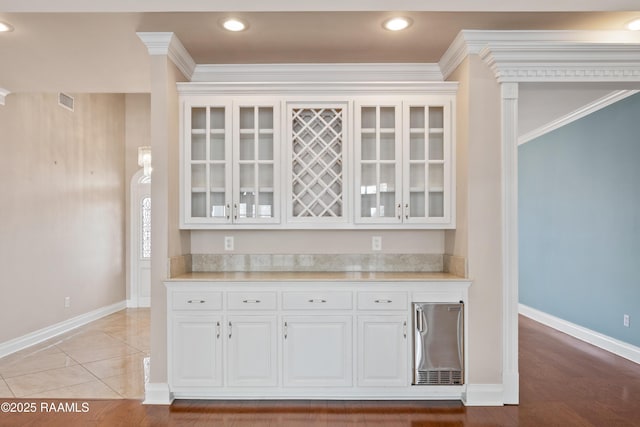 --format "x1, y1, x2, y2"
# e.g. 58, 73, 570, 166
186, 103, 232, 223
233, 102, 279, 224
355, 102, 402, 223
404, 102, 450, 224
